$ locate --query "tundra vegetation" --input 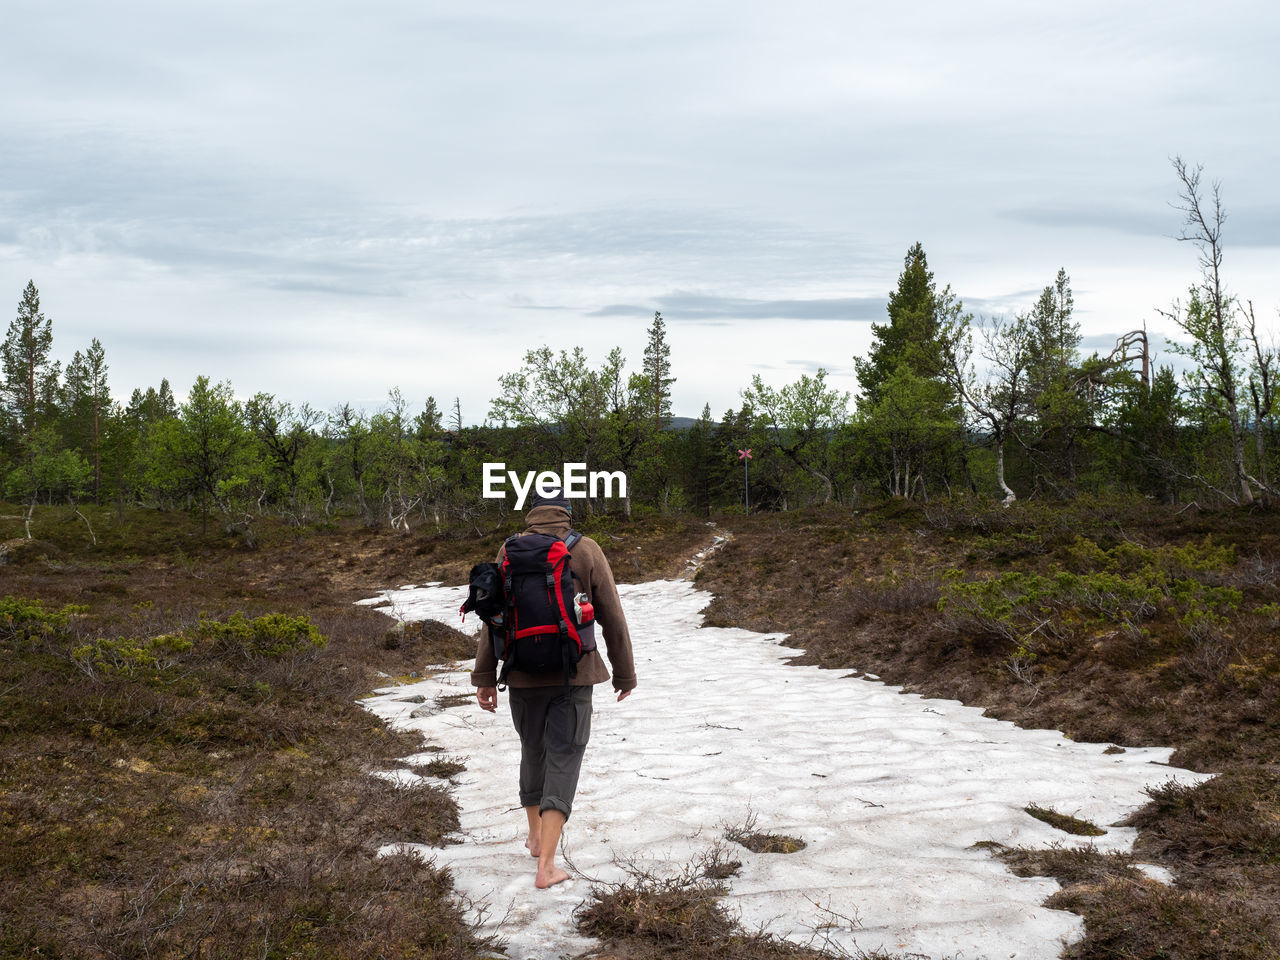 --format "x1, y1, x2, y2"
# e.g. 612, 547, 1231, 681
3, 161, 1278, 957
